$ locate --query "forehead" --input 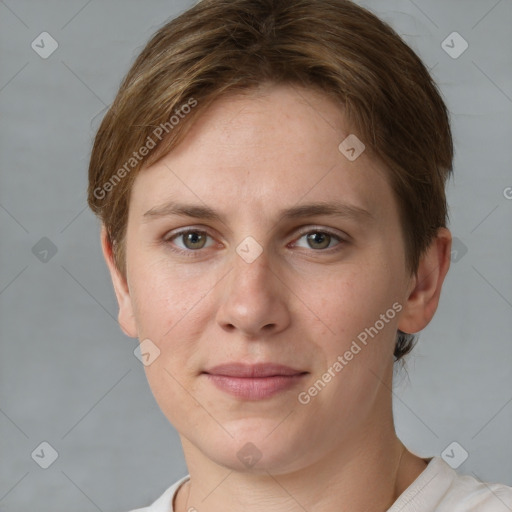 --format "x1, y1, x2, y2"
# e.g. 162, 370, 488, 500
129, 84, 396, 224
